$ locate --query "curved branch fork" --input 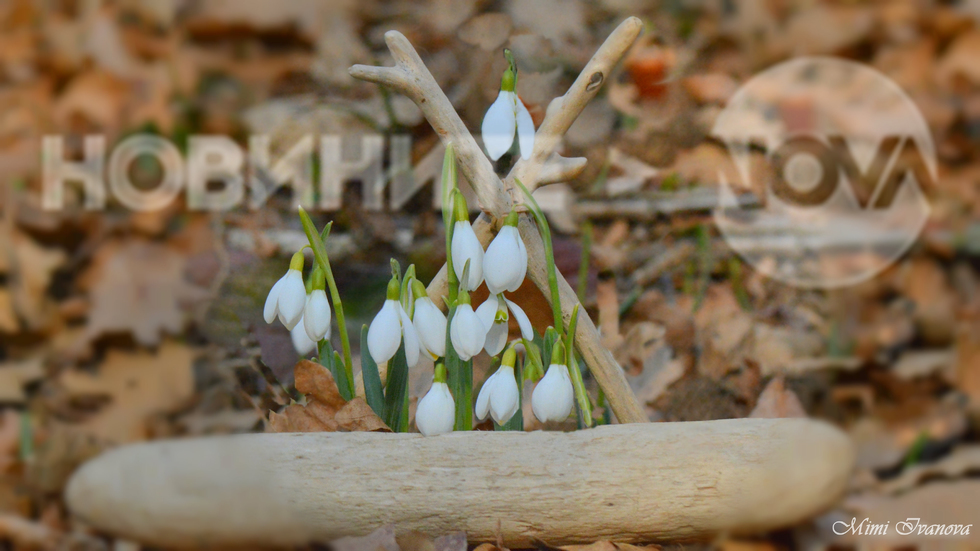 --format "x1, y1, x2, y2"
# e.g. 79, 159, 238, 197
350, 18, 648, 424
66, 419, 855, 547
